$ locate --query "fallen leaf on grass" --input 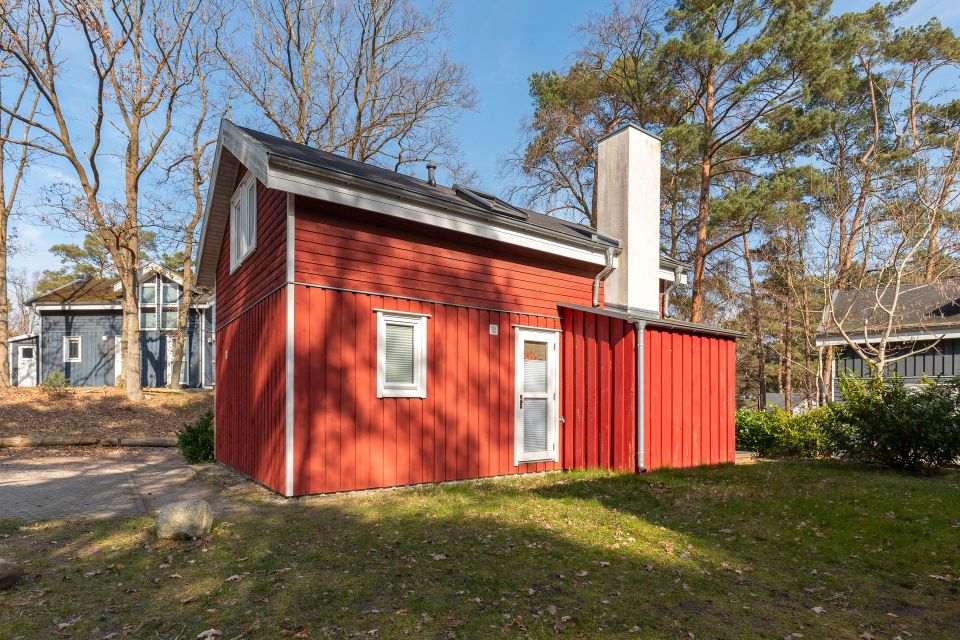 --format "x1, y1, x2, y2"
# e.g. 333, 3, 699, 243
197, 630, 221, 639
811, 607, 825, 614
225, 575, 243, 582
